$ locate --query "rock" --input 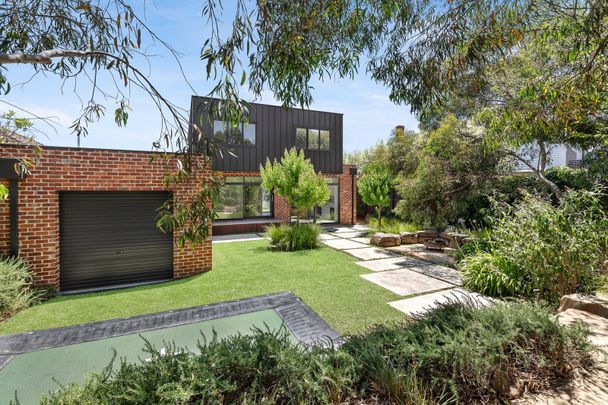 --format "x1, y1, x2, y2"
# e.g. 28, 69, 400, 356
422, 238, 448, 251
399, 231, 418, 244
558, 294, 608, 319
416, 230, 439, 242
370, 232, 402, 247
442, 232, 470, 248
557, 308, 608, 346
